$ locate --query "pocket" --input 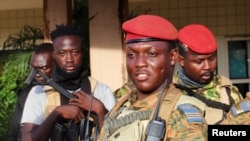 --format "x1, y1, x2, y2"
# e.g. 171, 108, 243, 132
108, 120, 144, 141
